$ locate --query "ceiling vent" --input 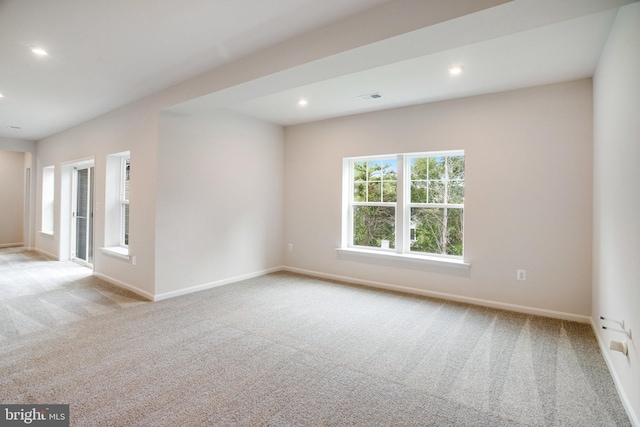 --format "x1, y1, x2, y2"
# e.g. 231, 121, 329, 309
358, 92, 383, 100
